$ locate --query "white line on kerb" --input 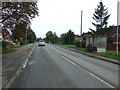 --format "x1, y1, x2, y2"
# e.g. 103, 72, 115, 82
89, 72, 115, 88
62, 56, 76, 65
